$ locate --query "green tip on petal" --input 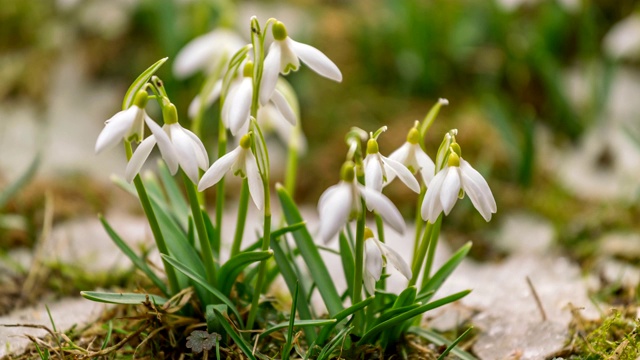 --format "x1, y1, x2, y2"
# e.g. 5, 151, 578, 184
340, 161, 356, 182
447, 151, 460, 167
407, 128, 420, 144
364, 227, 374, 239
132, 90, 148, 108
243, 61, 254, 77
272, 21, 288, 41
163, 102, 179, 125
366, 138, 379, 155
240, 133, 252, 149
